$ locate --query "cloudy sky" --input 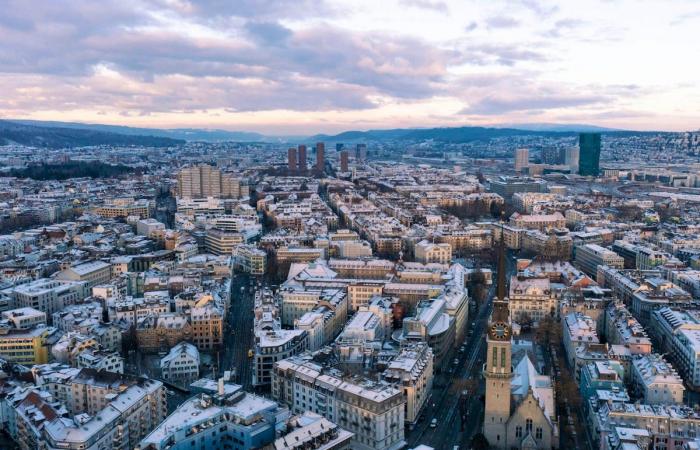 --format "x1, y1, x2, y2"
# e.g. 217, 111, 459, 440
1, 0, 698, 134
